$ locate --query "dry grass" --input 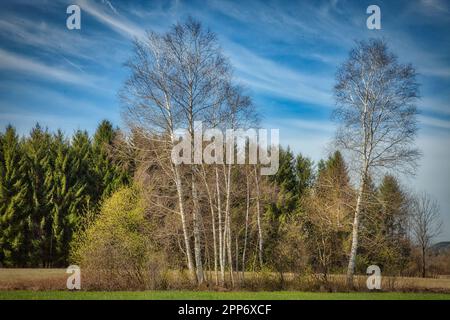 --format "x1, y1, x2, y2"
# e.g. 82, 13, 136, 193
0, 269, 67, 291
1, 268, 450, 292
324, 274, 450, 292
